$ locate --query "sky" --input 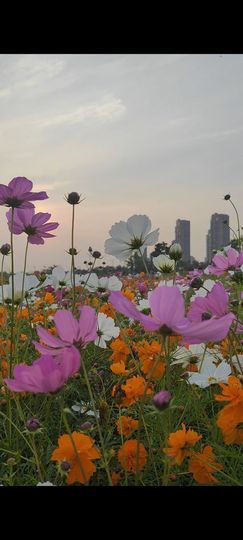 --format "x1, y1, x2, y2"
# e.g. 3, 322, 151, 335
0, 53, 243, 272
